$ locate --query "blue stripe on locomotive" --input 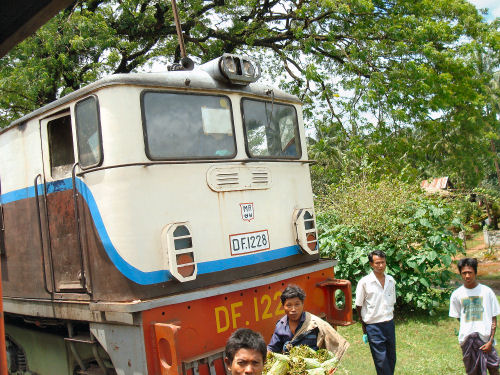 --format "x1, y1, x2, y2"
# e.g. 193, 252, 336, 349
0, 179, 301, 285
